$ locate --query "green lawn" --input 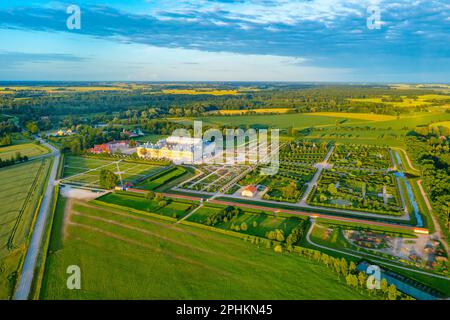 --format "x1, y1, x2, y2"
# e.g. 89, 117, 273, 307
40, 200, 372, 299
